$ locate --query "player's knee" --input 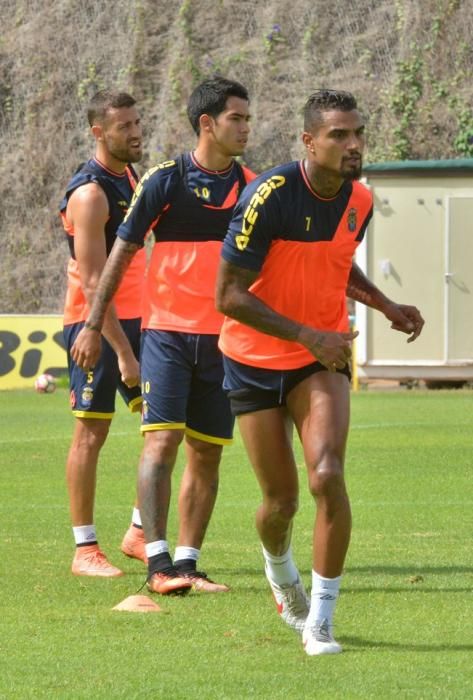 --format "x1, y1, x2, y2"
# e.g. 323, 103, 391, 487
264, 495, 299, 522
139, 431, 182, 481
144, 429, 184, 457
187, 438, 223, 471
74, 420, 110, 452
308, 458, 345, 500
